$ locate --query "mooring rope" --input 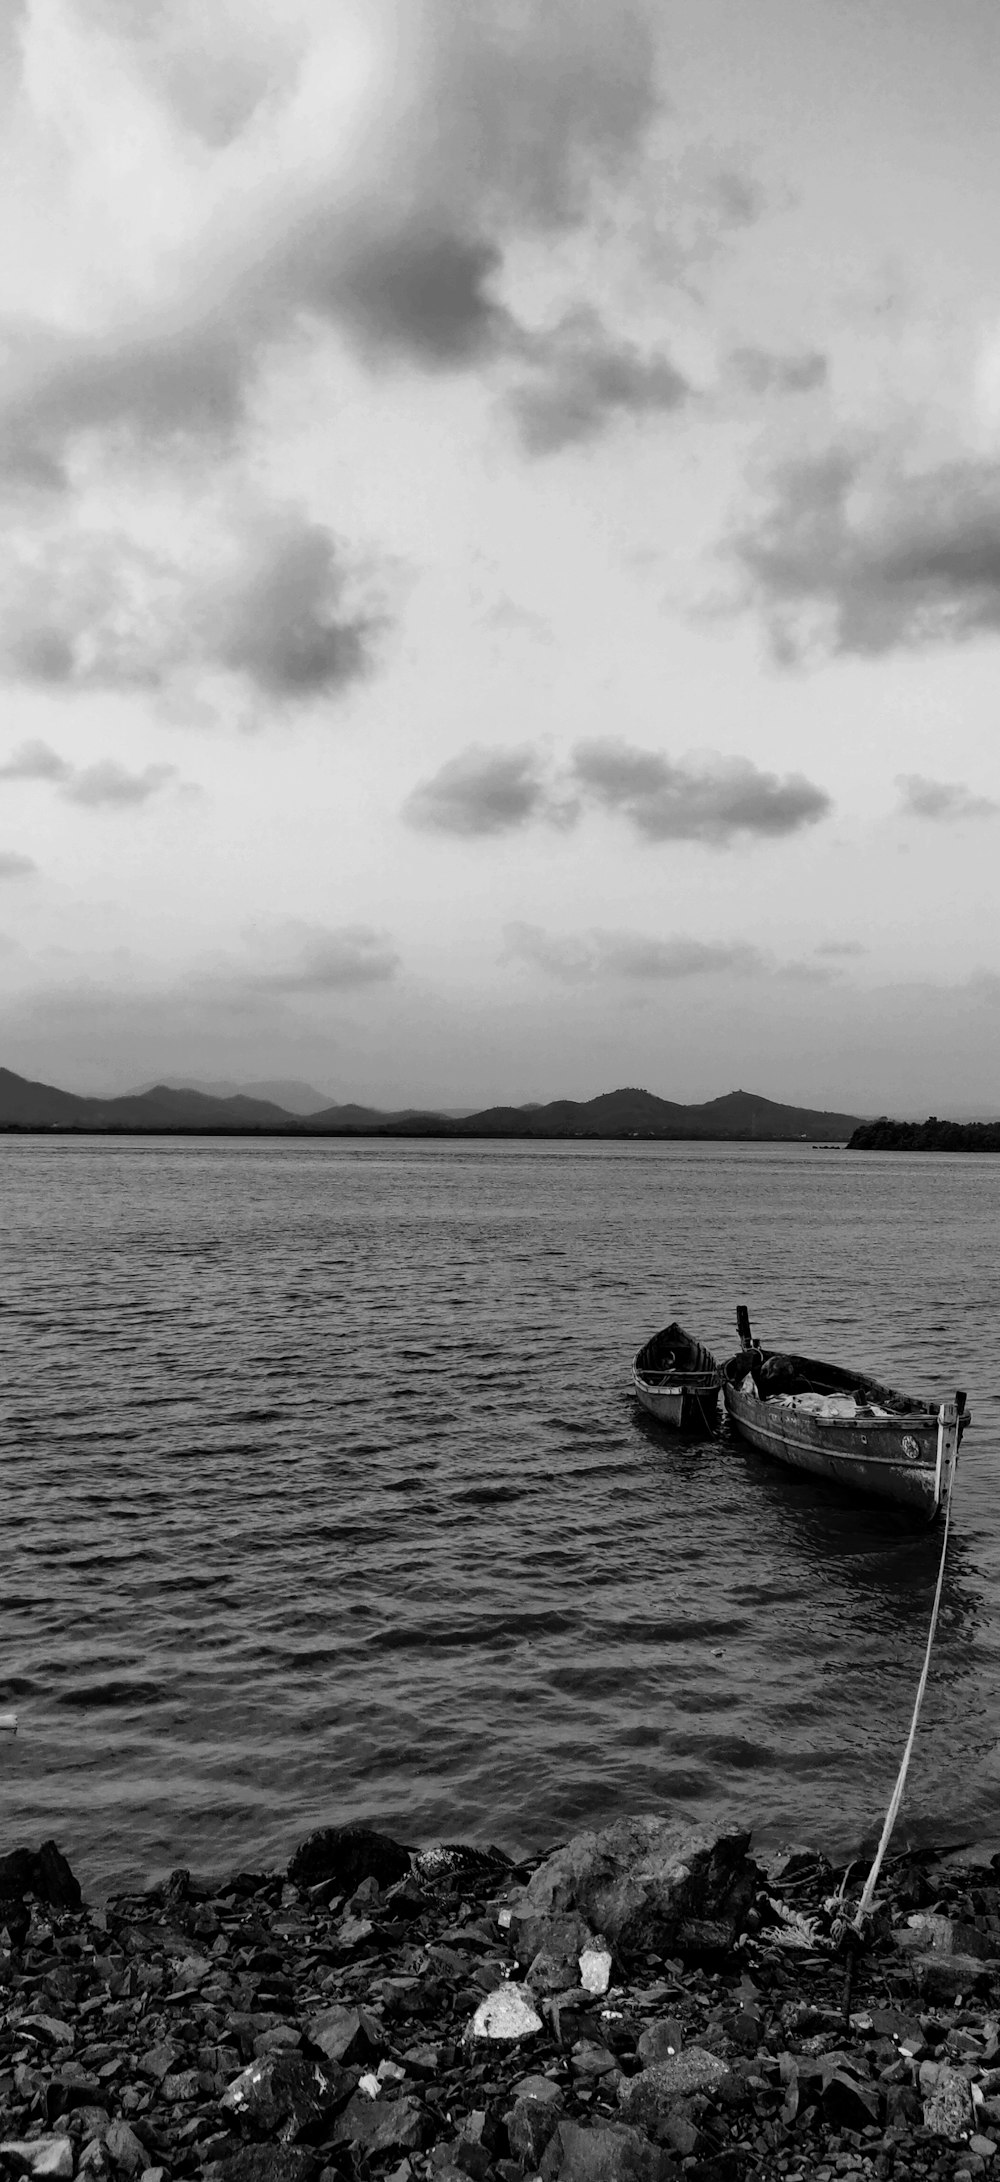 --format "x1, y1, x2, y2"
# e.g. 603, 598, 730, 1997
849, 1410, 960, 1934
